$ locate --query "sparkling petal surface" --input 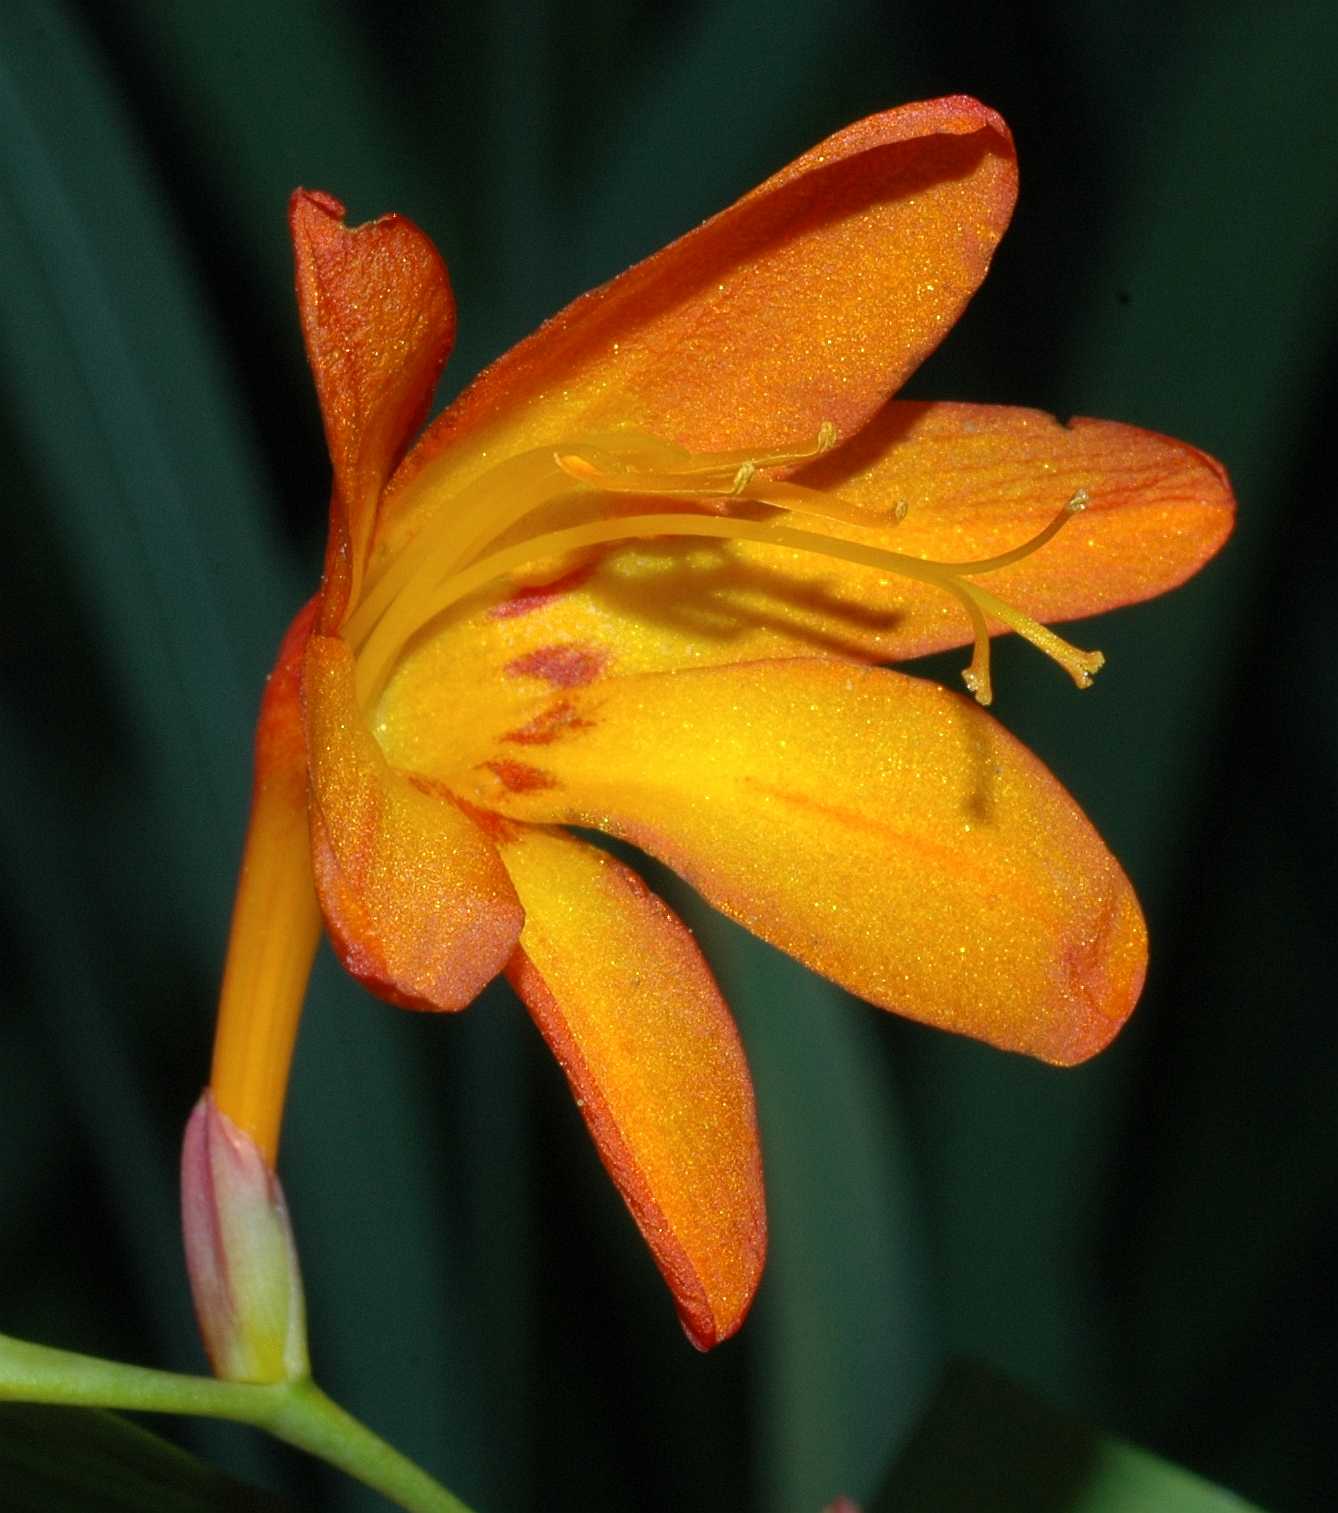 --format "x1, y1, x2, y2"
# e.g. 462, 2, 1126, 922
380, 96, 1016, 557
500, 825, 765, 1348
303, 633, 523, 1010
462, 660, 1146, 1065
781, 399, 1237, 650
290, 189, 455, 620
